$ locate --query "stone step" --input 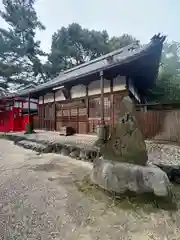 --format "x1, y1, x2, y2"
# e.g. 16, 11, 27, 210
2, 133, 180, 184
5, 134, 100, 162
16, 140, 48, 153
